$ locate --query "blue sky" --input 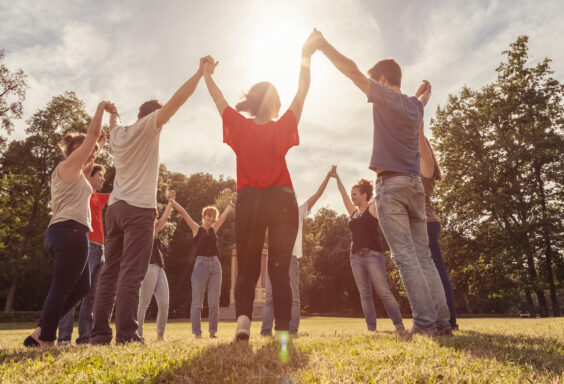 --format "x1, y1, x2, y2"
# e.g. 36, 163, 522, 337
1, 0, 563, 214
